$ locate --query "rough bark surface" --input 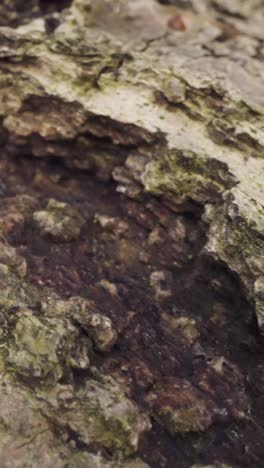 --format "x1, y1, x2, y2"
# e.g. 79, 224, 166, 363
0, 1, 263, 467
